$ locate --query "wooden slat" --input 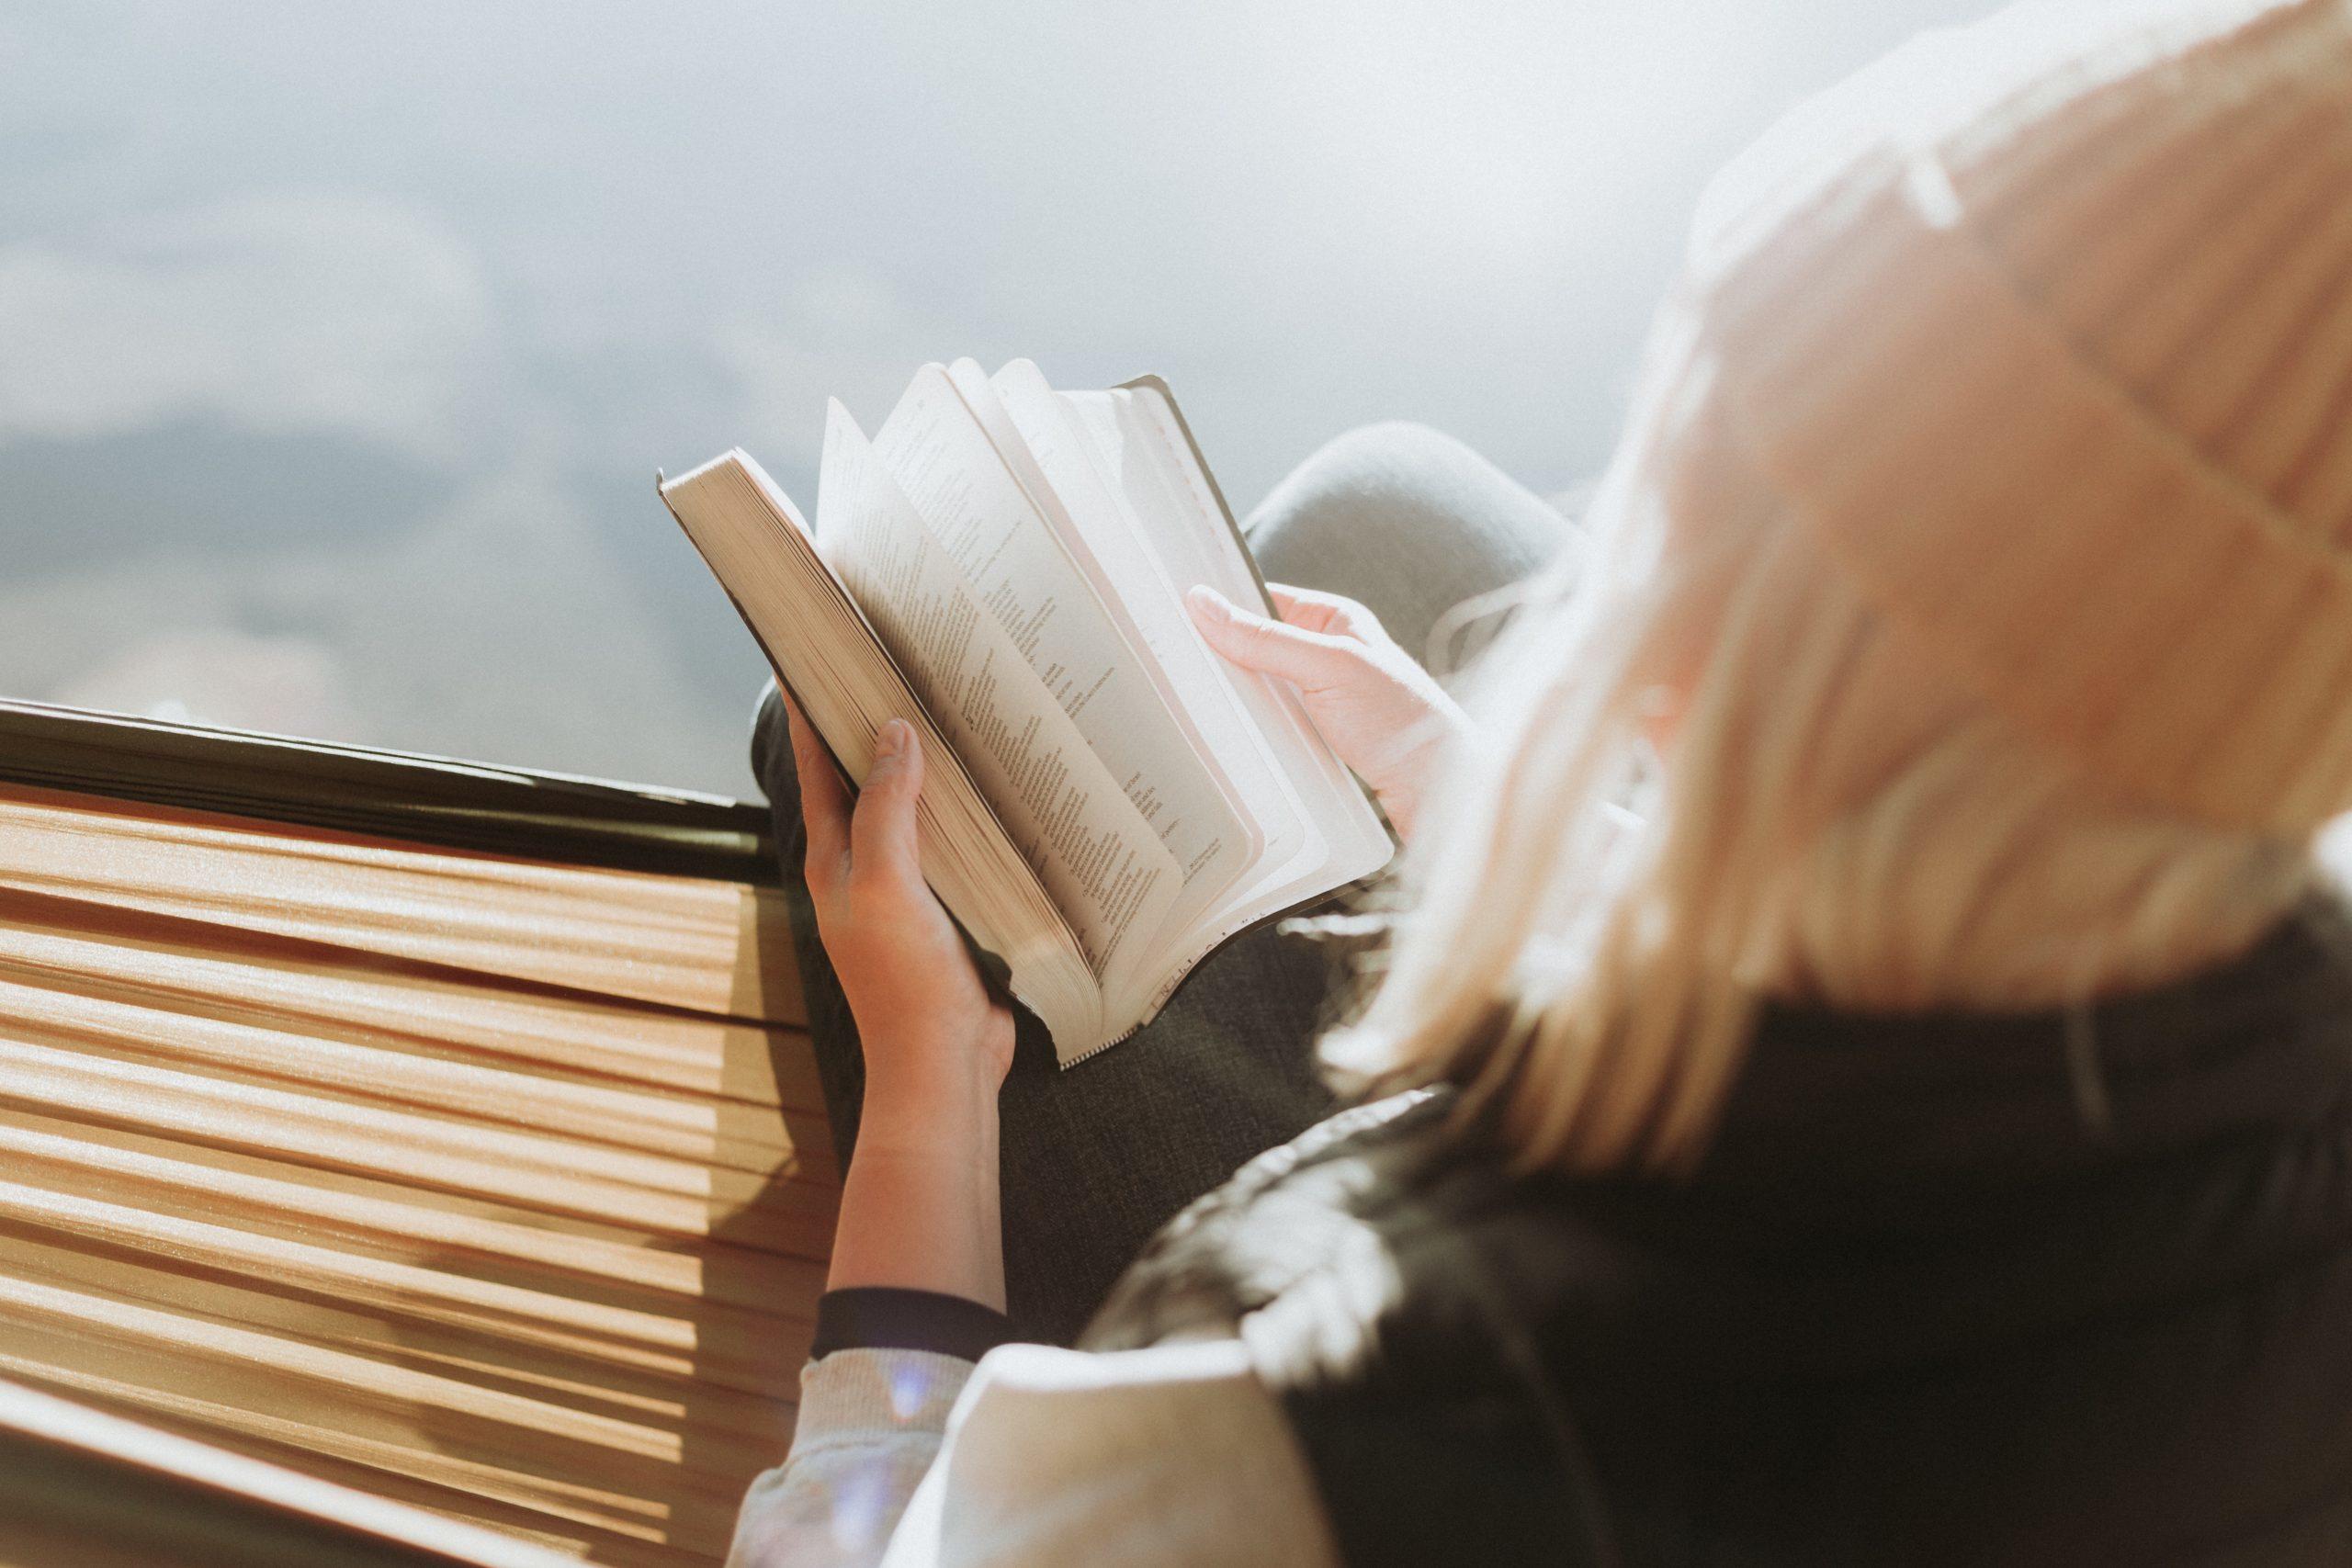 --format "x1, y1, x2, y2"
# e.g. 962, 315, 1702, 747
0, 783, 803, 1023
0, 1111, 827, 1318
0, 1198, 815, 1400
0, 977, 815, 1172
0, 1372, 588, 1567
0, 1034, 834, 1244
0, 1350, 717, 1566
0, 888, 821, 1111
